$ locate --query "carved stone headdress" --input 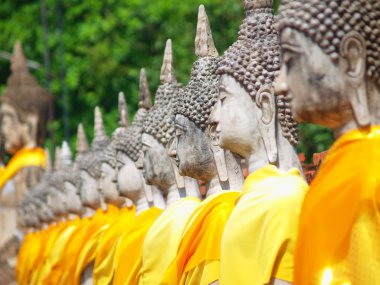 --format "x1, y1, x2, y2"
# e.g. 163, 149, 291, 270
217, 0, 298, 145
174, 5, 220, 131
101, 92, 130, 168
143, 39, 182, 145
115, 69, 152, 162
79, 108, 110, 179
279, 0, 380, 85
1, 41, 52, 147
64, 124, 89, 188
49, 141, 73, 191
